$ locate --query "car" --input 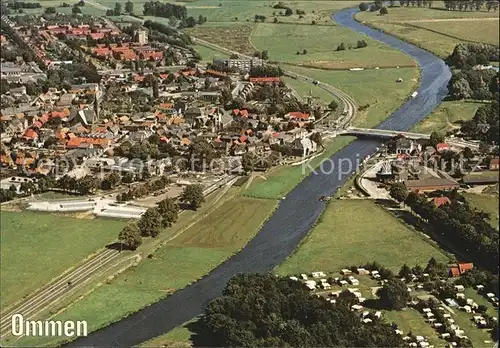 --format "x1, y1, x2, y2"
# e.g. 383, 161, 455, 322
312, 80, 320, 85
